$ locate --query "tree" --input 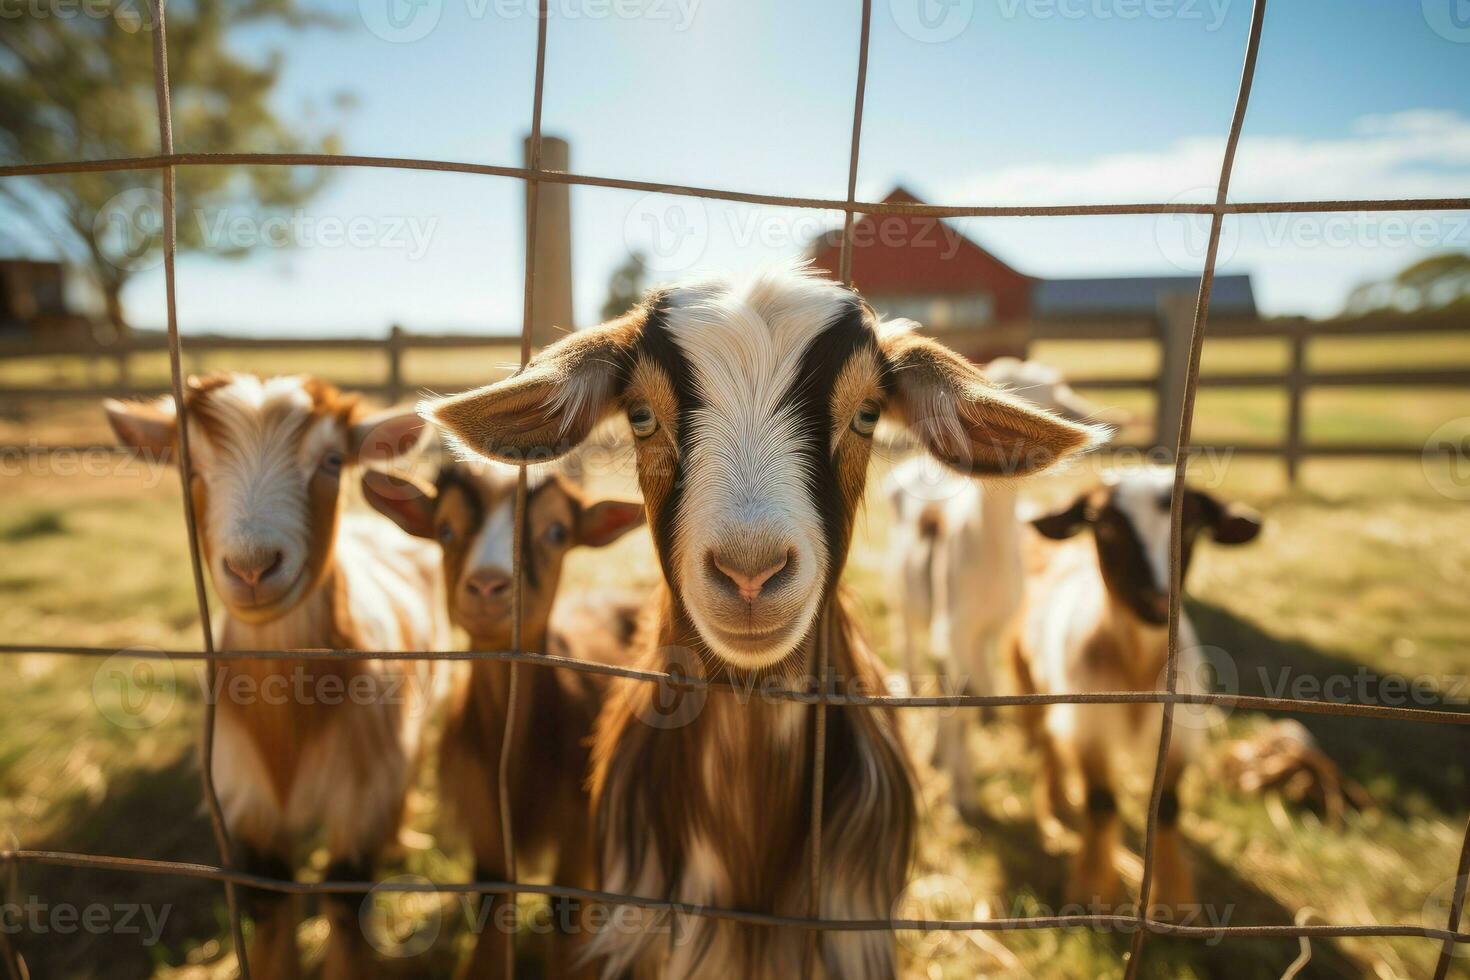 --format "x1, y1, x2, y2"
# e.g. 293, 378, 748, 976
1344, 252, 1470, 316
0, 0, 346, 339
601, 250, 648, 321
